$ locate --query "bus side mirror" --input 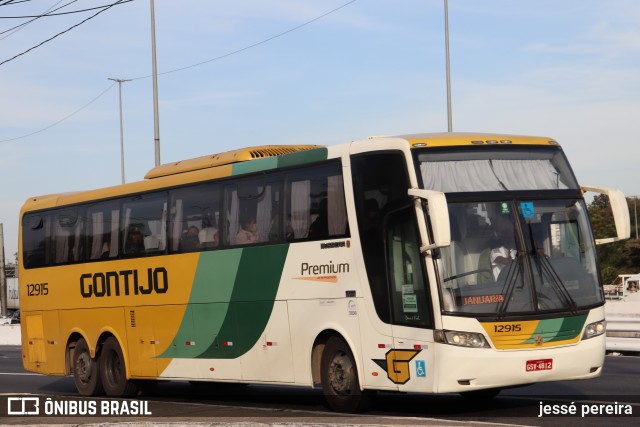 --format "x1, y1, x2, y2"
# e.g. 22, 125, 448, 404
581, 185, 630, 245
408, 188, 451, 251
